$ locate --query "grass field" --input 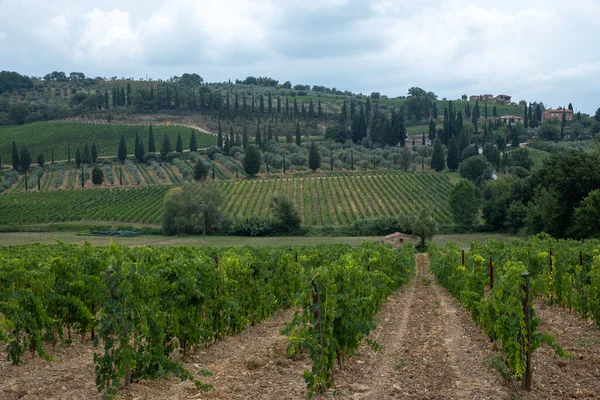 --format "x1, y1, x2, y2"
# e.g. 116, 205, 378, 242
0, 231, 515, 247
0, 122, 216, 161
0, 171, 453, 226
